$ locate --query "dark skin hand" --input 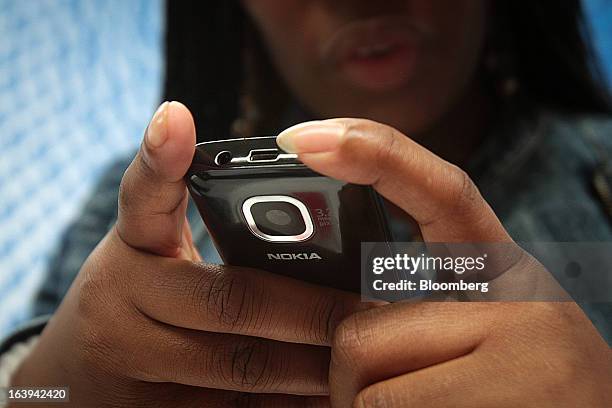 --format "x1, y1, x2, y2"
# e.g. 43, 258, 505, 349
276, 118, 612, 407
10, 102, 370, 408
